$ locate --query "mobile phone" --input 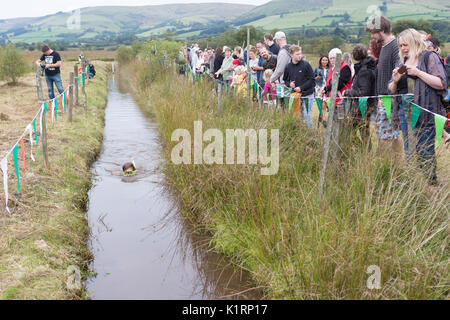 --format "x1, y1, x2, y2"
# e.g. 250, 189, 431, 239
398, 65, 407, 74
